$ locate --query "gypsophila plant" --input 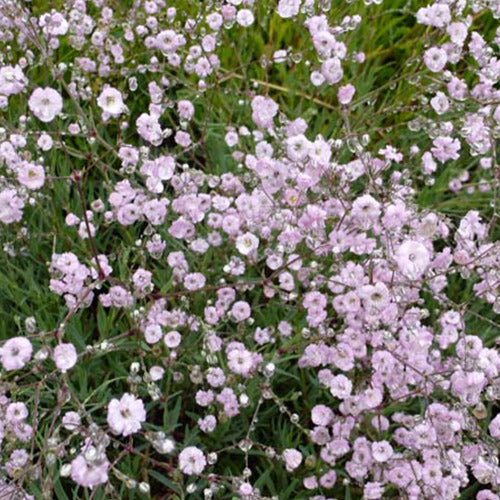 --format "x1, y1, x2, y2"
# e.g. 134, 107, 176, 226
0, 0, 499, 498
